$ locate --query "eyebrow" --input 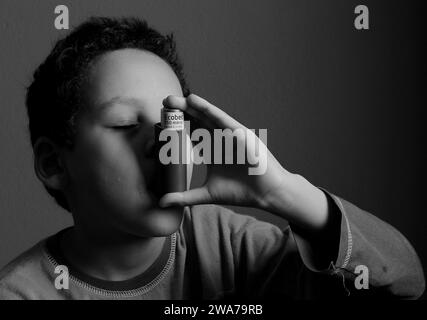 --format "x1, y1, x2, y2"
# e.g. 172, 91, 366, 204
96, 96, 145, 112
